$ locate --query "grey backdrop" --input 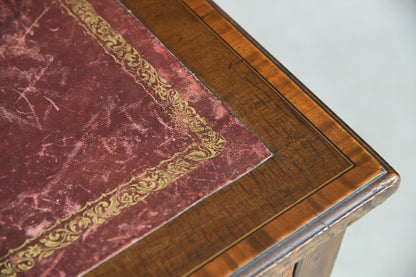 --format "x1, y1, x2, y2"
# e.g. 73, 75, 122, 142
214, 1, 416, 276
